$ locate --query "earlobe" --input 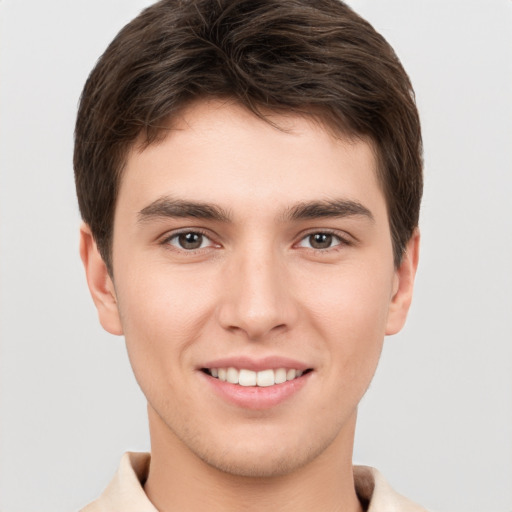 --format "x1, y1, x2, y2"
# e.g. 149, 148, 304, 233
79, 223, 123, 336
385, 229, 420, 336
